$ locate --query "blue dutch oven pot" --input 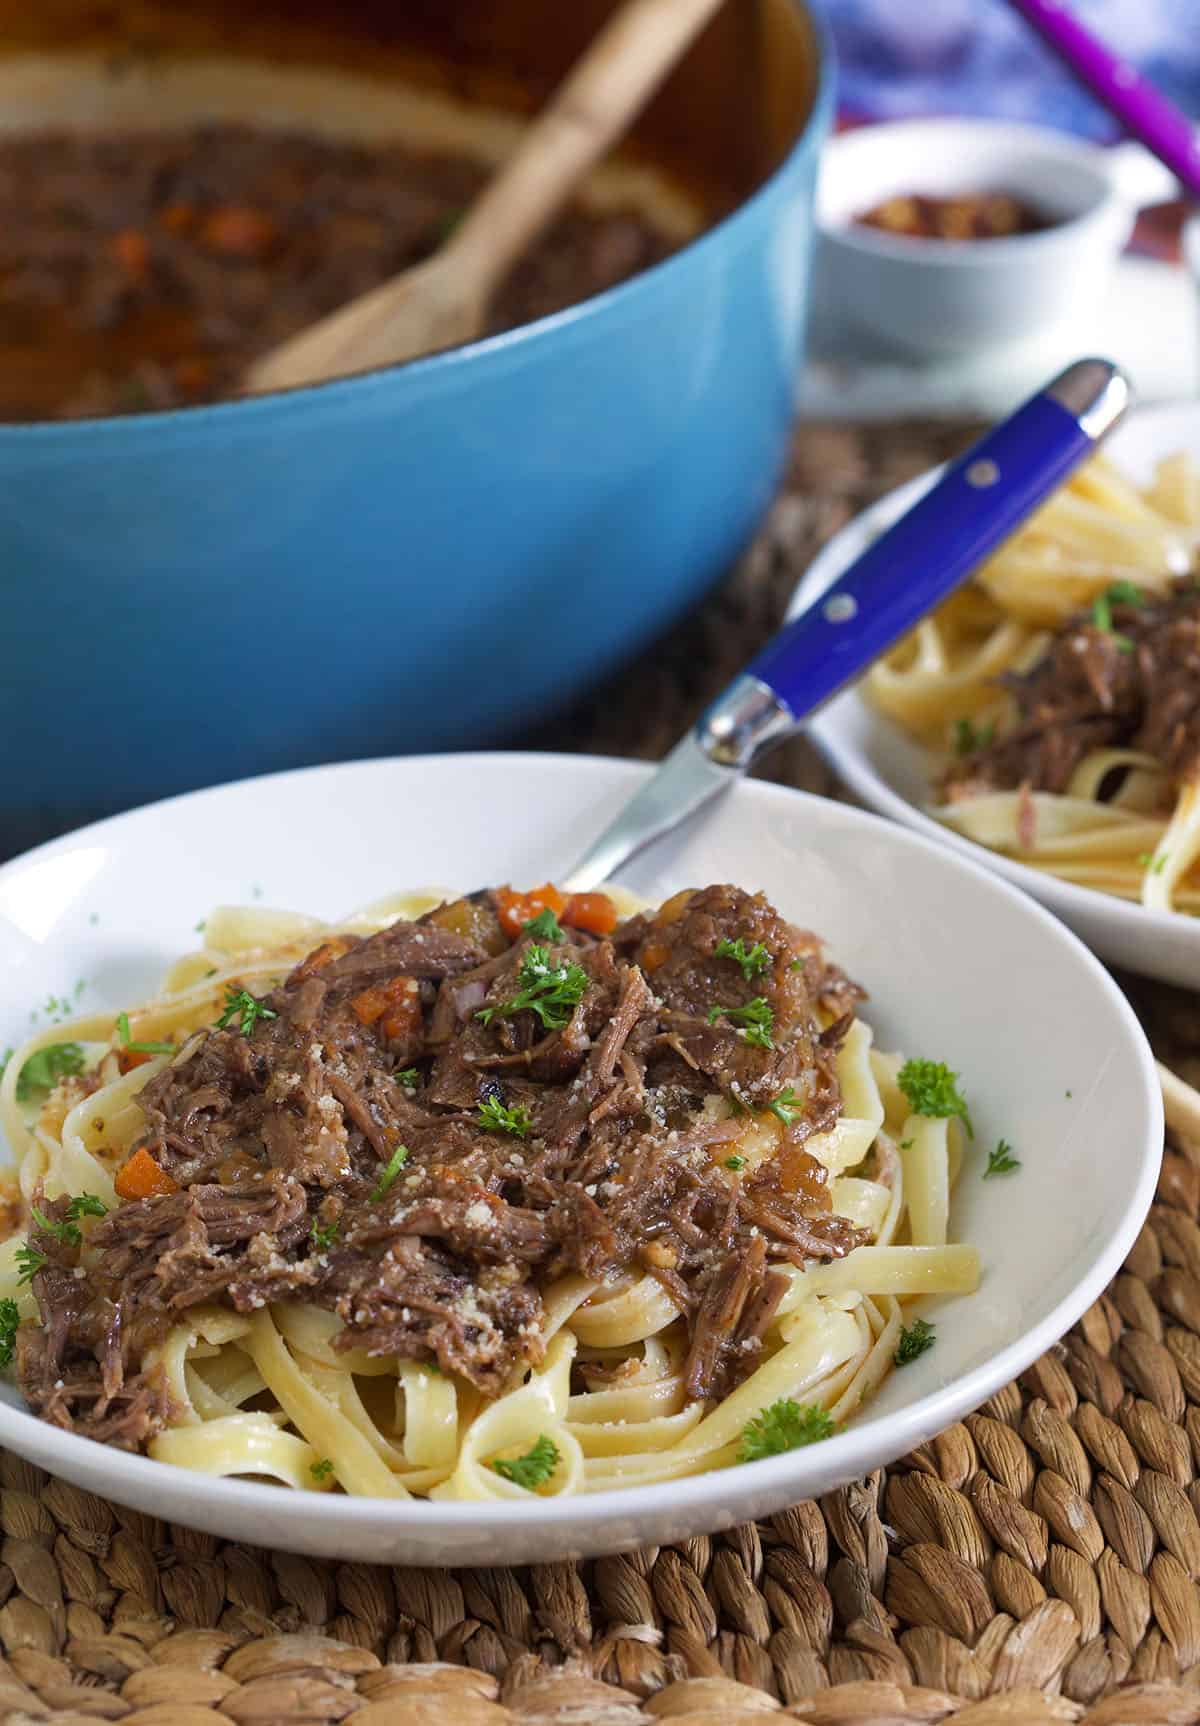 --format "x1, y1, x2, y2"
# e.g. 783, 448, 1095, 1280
0, 0, 833, 845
